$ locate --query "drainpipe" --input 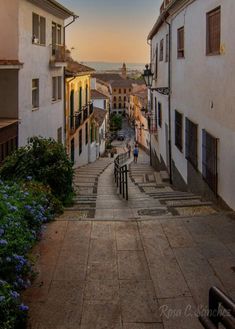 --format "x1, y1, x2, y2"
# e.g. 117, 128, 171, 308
63, 15, 79, 148
147, 39, 153, 165
165, 19, 173, 184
